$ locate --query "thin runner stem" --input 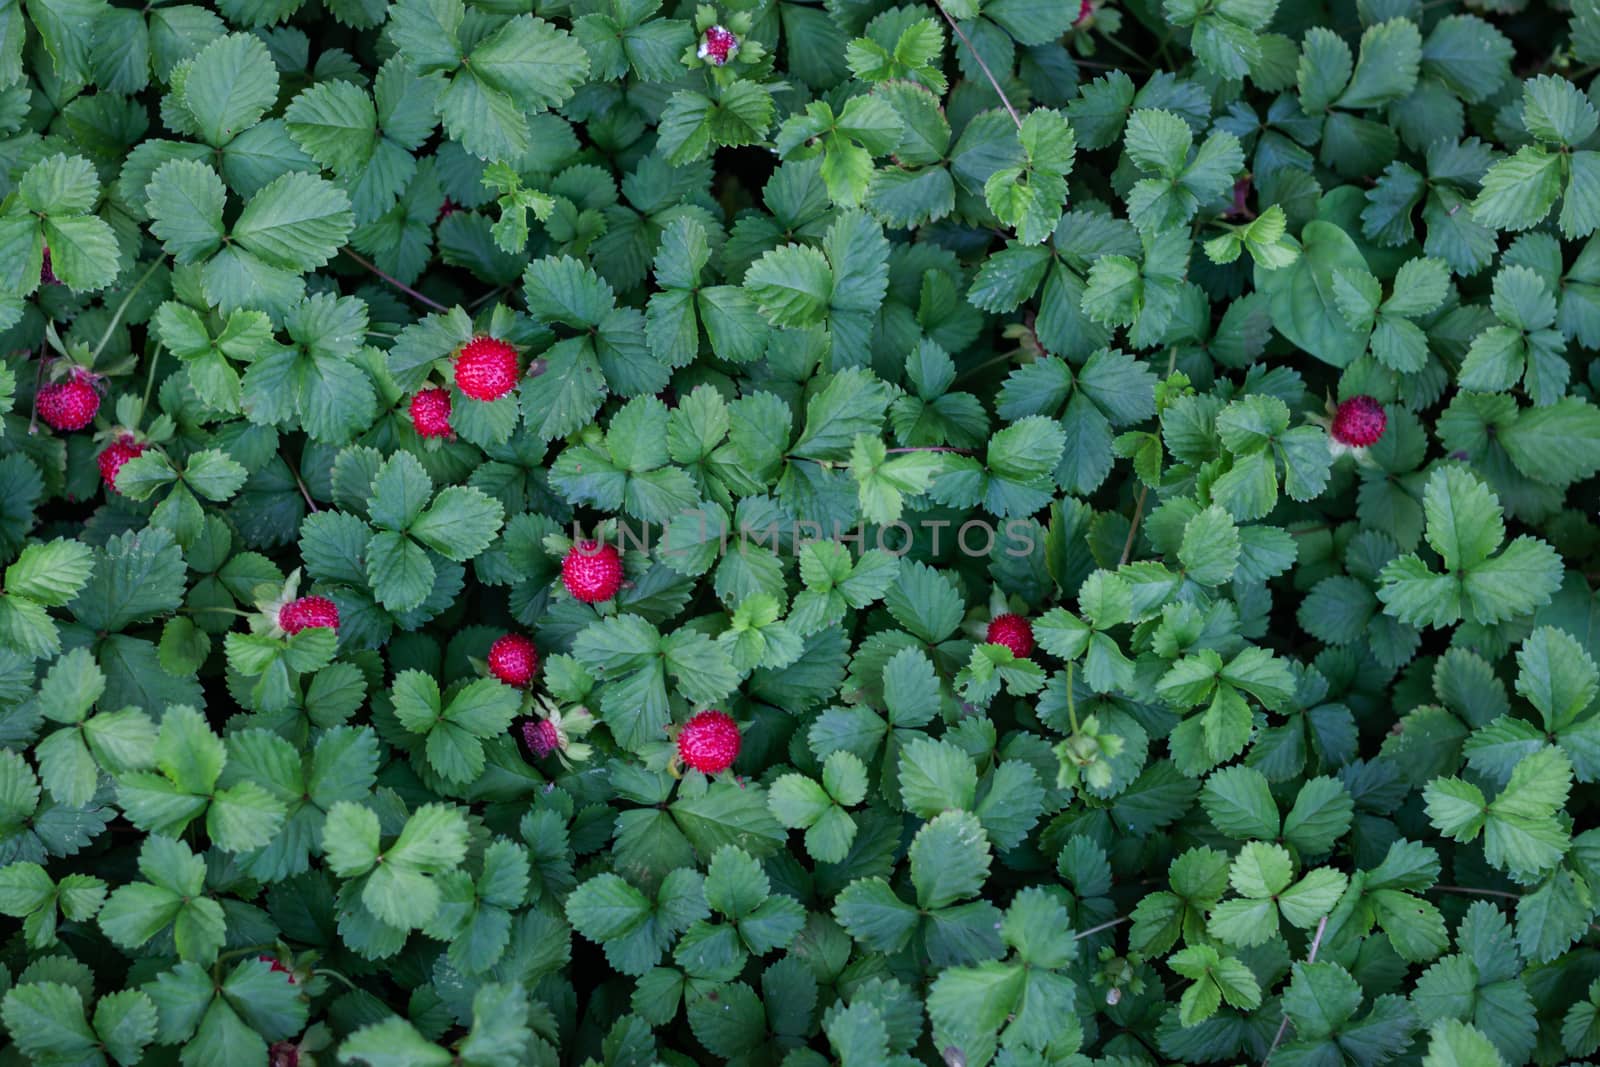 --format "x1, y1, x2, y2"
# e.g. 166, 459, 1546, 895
1263, 915, 1328, 1065
142, 344, 163, 412
289, 461, 320, 512
92, 258, 166, 362
343, 249, 449, 313
930, 0, 1023, 129
1429, 885, 1520, 902
1074, 914, 1127, 940
26, 350, 42, 435
1120, 346, 1178, 565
